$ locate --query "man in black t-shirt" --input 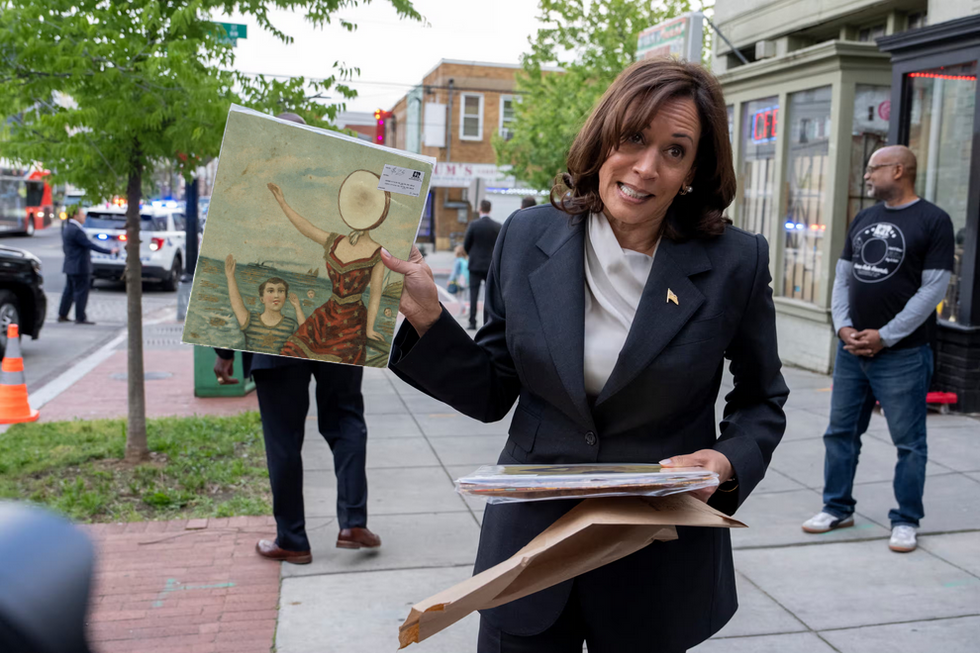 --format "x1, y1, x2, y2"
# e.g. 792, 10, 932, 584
802, 146, 954, 554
